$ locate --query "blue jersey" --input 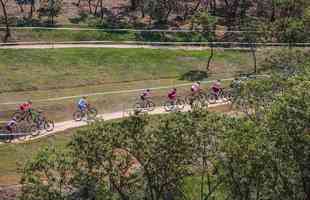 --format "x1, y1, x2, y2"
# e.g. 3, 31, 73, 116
78, 99, 87, 107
